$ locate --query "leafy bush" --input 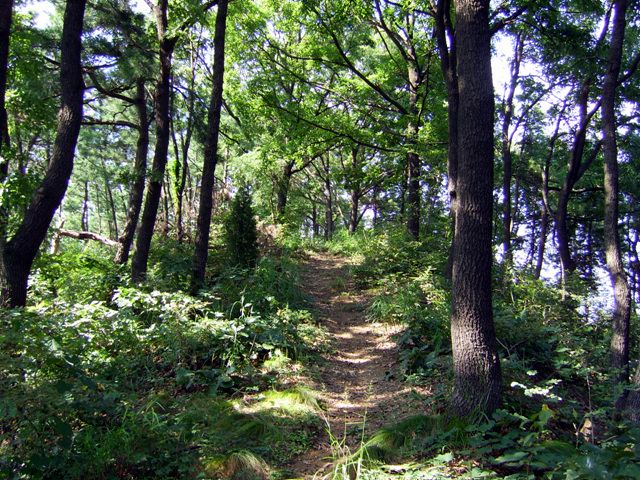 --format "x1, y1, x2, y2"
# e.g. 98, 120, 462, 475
0, 243, 327, 479
31, 244, 125, 303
